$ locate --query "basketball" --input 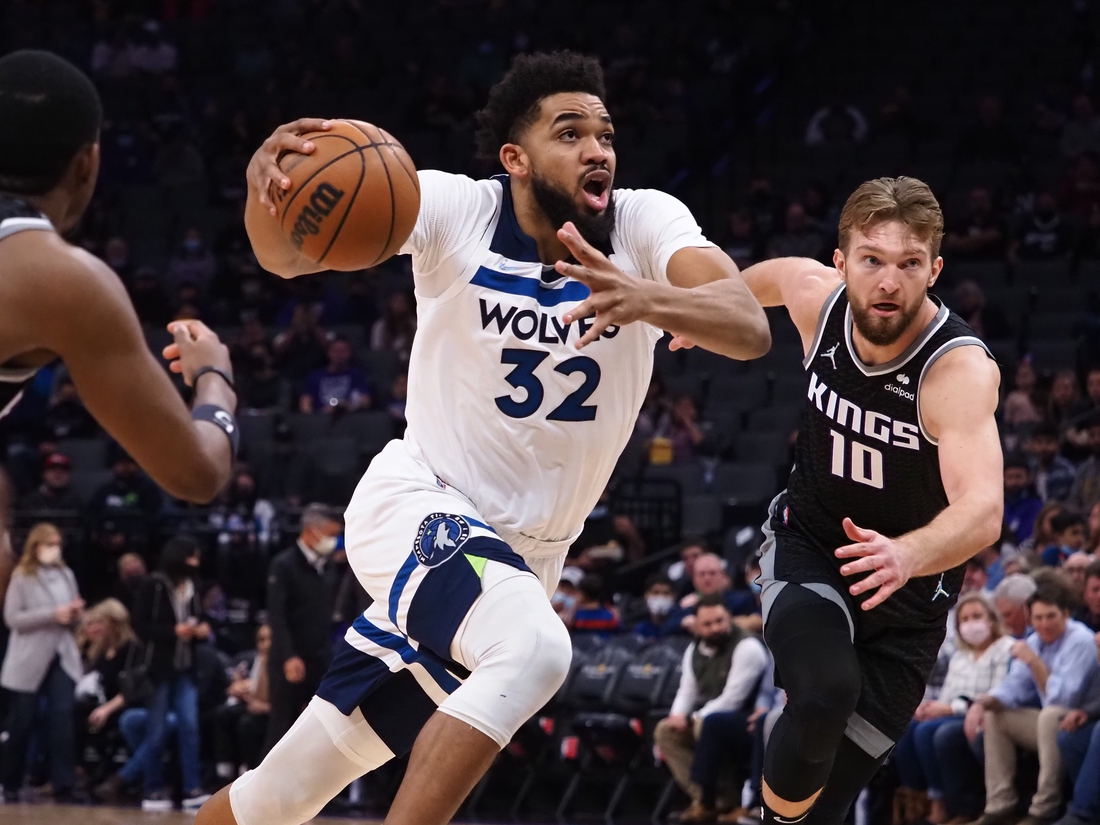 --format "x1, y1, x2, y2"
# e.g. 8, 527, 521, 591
270, 119, 420, 271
